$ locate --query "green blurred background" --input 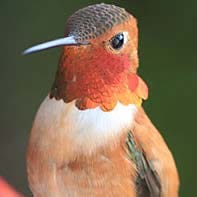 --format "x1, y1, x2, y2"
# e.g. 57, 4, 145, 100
0, 0, 196, 196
